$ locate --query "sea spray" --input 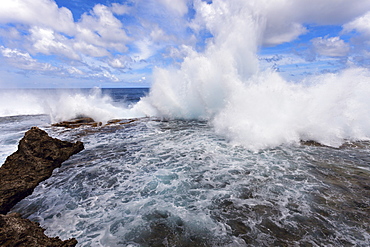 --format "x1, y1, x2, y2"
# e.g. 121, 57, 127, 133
9, 116, 370, 246
213, 68, 370, 149
135, 0, 370, 149
0, 88, 146, 123
137, 0, 262, 120
45, 87, 145, 123
1, 1, 370, 150
0, 90, 45, 117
